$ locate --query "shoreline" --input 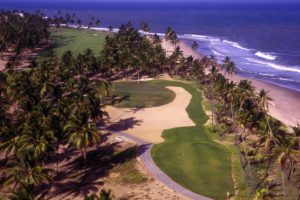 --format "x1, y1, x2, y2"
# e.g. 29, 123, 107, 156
2, 26, 298, 127
176, 39, 300, 127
